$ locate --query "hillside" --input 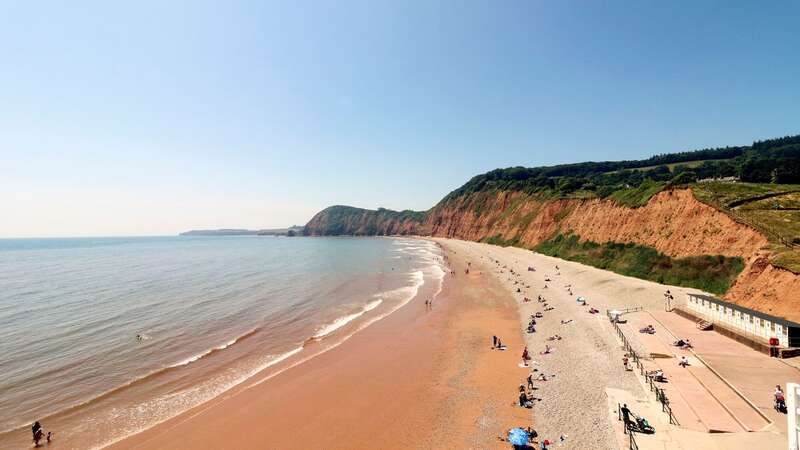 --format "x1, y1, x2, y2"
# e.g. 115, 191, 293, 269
303, 206, 425, 236
304, 134, 800, 322
180, 226, 303, 236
